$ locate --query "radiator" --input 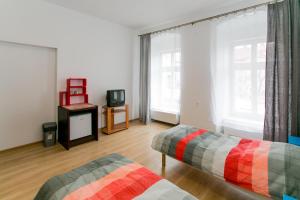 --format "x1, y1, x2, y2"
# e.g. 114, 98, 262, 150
151, 110, 180, 125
